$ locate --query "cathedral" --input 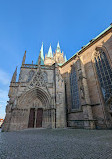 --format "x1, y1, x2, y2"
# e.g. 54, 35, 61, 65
2, 24, 112, 132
